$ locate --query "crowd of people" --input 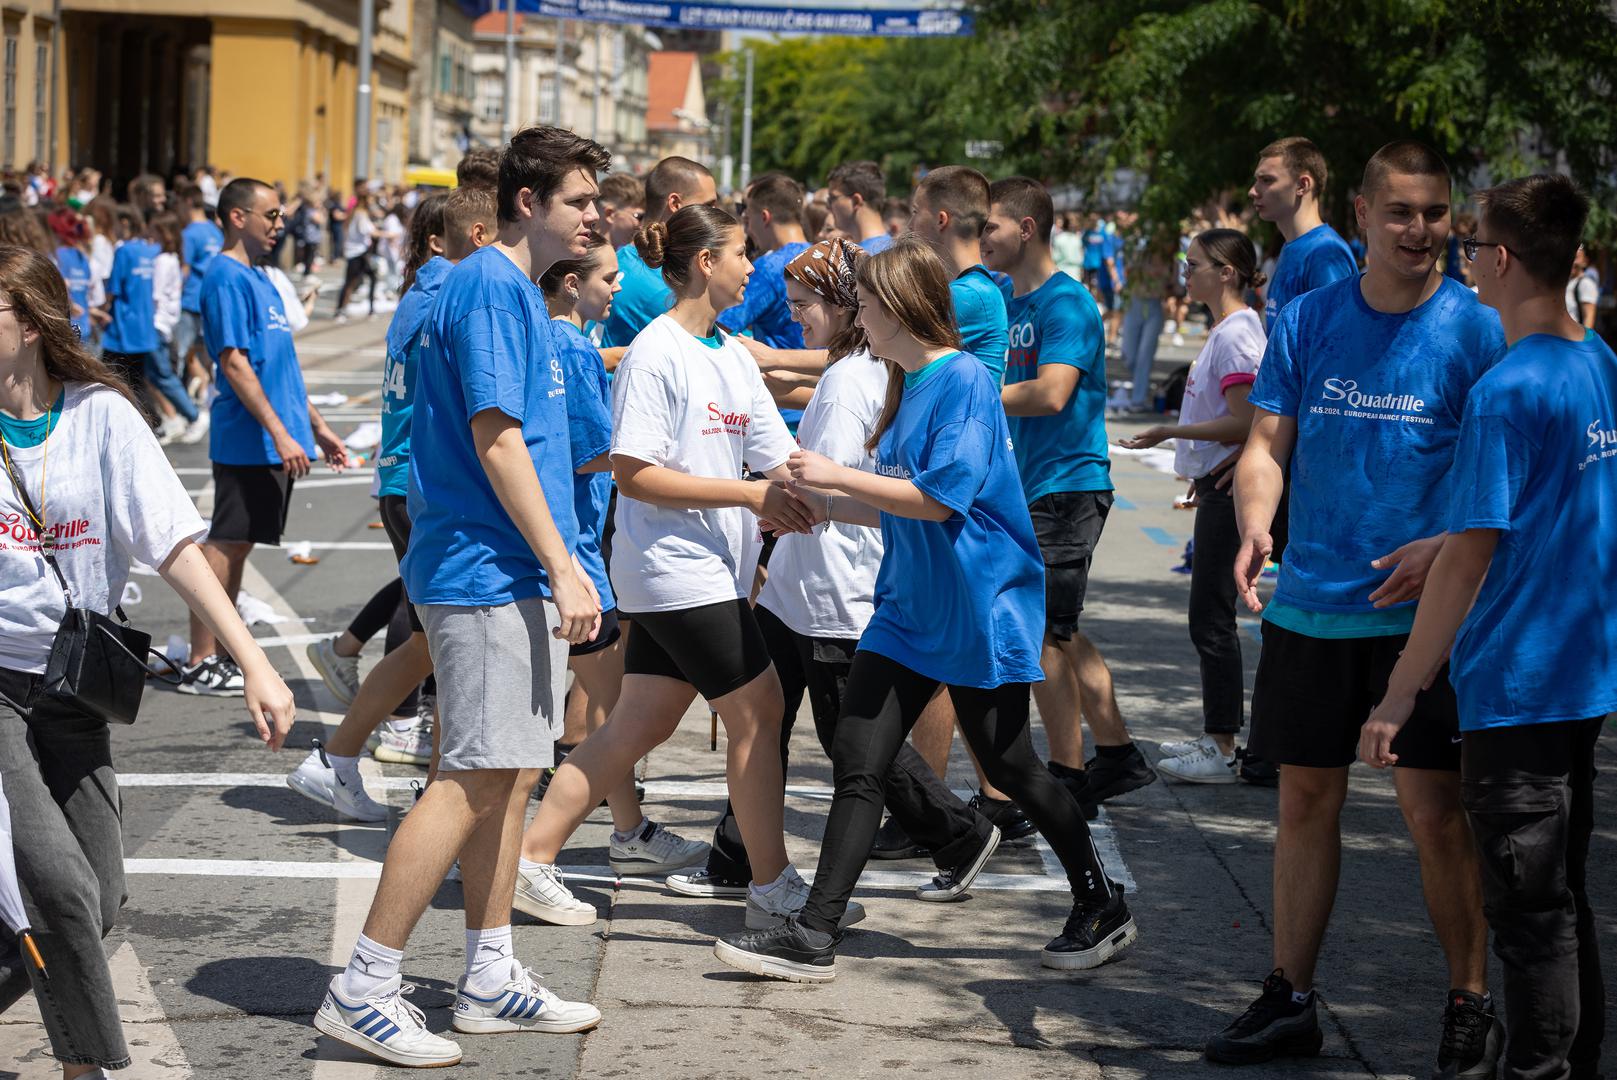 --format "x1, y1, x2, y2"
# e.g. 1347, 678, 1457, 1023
0, 124, 1610, 1080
